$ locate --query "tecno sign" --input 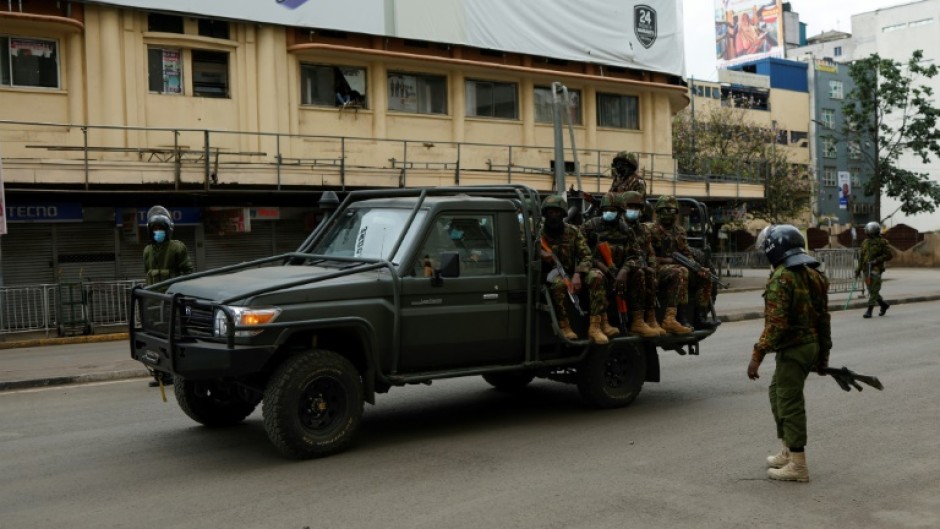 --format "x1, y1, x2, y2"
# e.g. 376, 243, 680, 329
6, 203, 83, 222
